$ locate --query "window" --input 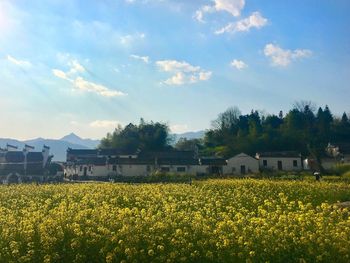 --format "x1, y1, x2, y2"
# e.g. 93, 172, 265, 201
161, 167, 170, 172
112, 165, 117, 171
147, 165, 151, 172
88, 166, 91, 171
177, 167, 186, 172
293, 160, 298, 167
79, 166, 83, 172
263, 160, 267, 167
